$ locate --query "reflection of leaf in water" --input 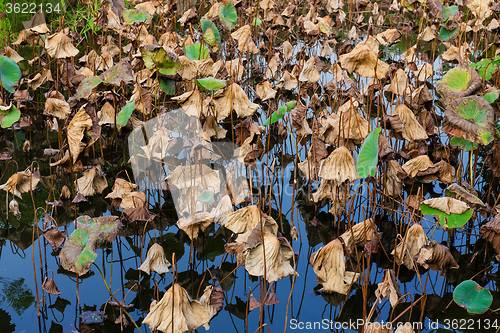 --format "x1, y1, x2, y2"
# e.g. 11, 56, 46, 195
0, 278, 35, 316
0, 308, 15, 333
48, 296, 71, 314
211, 262, 237, 292
225, 296, 247, 320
